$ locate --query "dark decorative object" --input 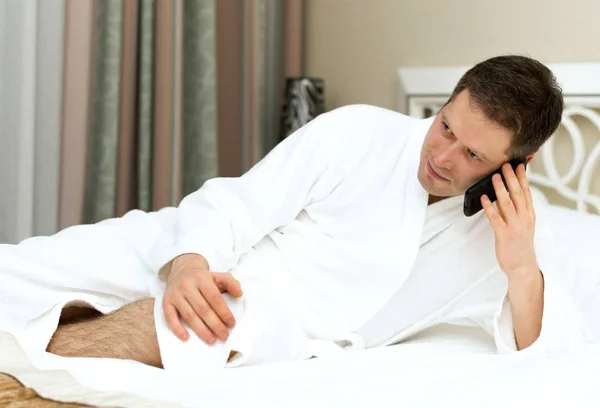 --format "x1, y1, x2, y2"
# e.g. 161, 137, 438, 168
279, 77, 325, 141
